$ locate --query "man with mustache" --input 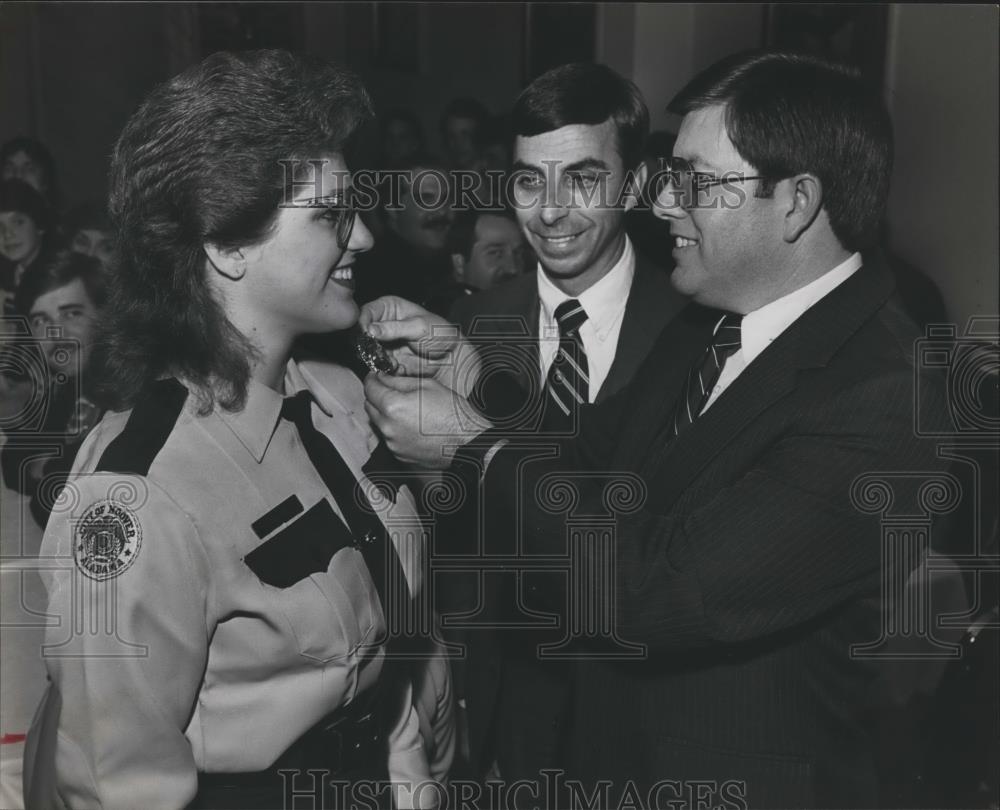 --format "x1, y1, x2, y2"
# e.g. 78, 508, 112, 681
444, 62, 685, 792
354, 156, 455, 307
